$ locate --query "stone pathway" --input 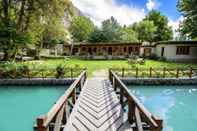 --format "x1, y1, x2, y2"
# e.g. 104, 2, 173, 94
92, 69, 108, 78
